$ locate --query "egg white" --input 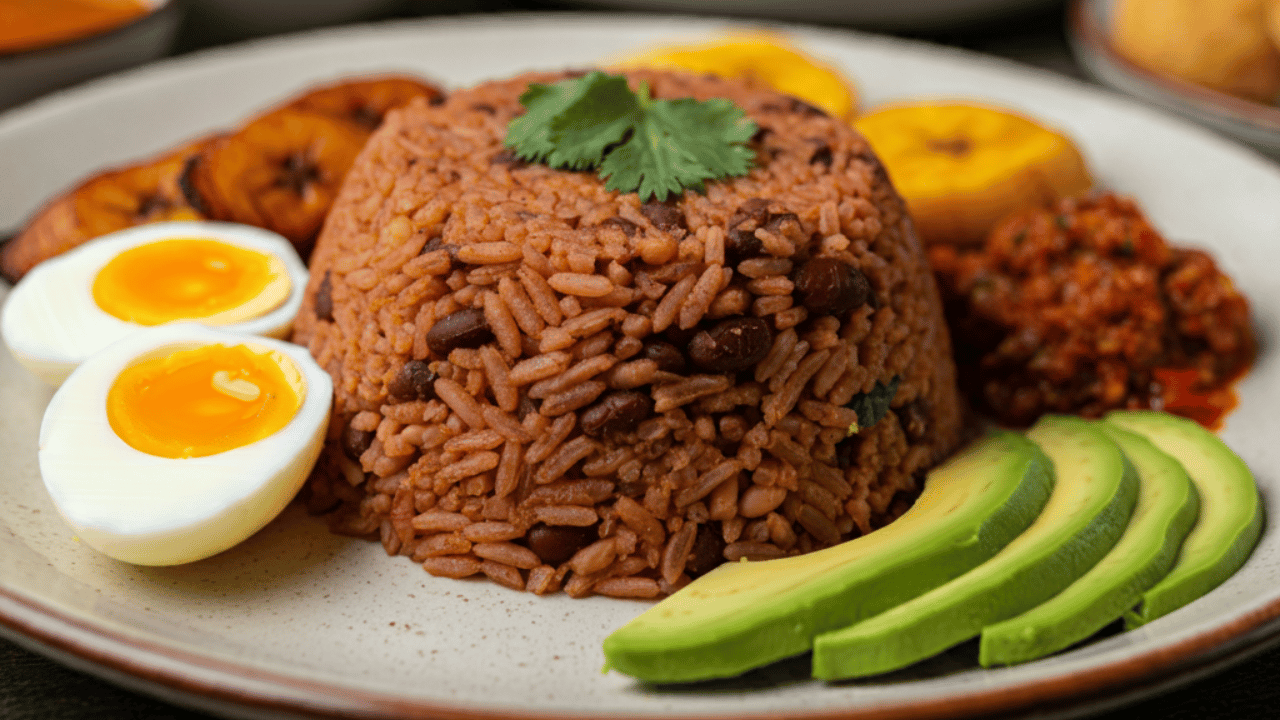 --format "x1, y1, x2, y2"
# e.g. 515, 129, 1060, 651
1, 221, 308, 387
38, 323, 333, 566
